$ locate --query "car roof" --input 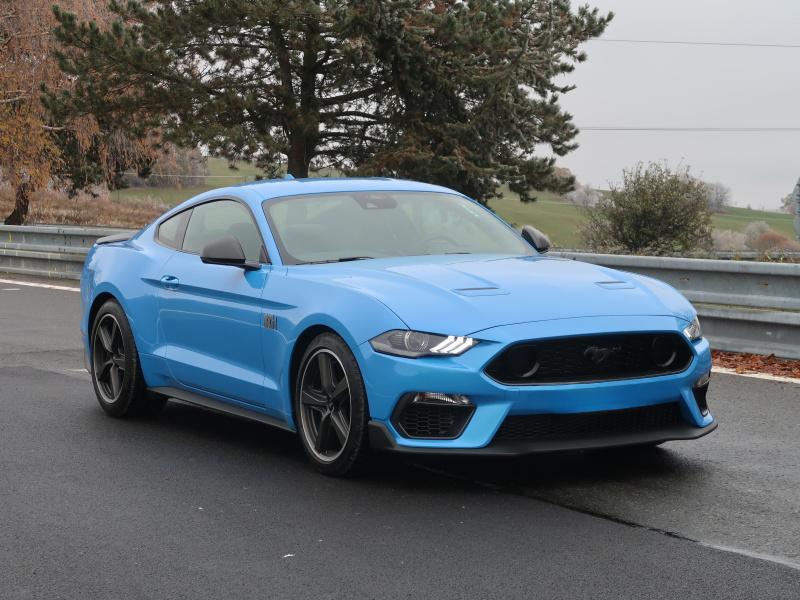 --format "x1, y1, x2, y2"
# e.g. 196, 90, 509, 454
240, 177, 460, 202
157, 177, 468, 223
